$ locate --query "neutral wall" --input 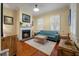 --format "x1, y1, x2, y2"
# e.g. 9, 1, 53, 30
3, 7, 17, 37
33, 6, 70, 35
